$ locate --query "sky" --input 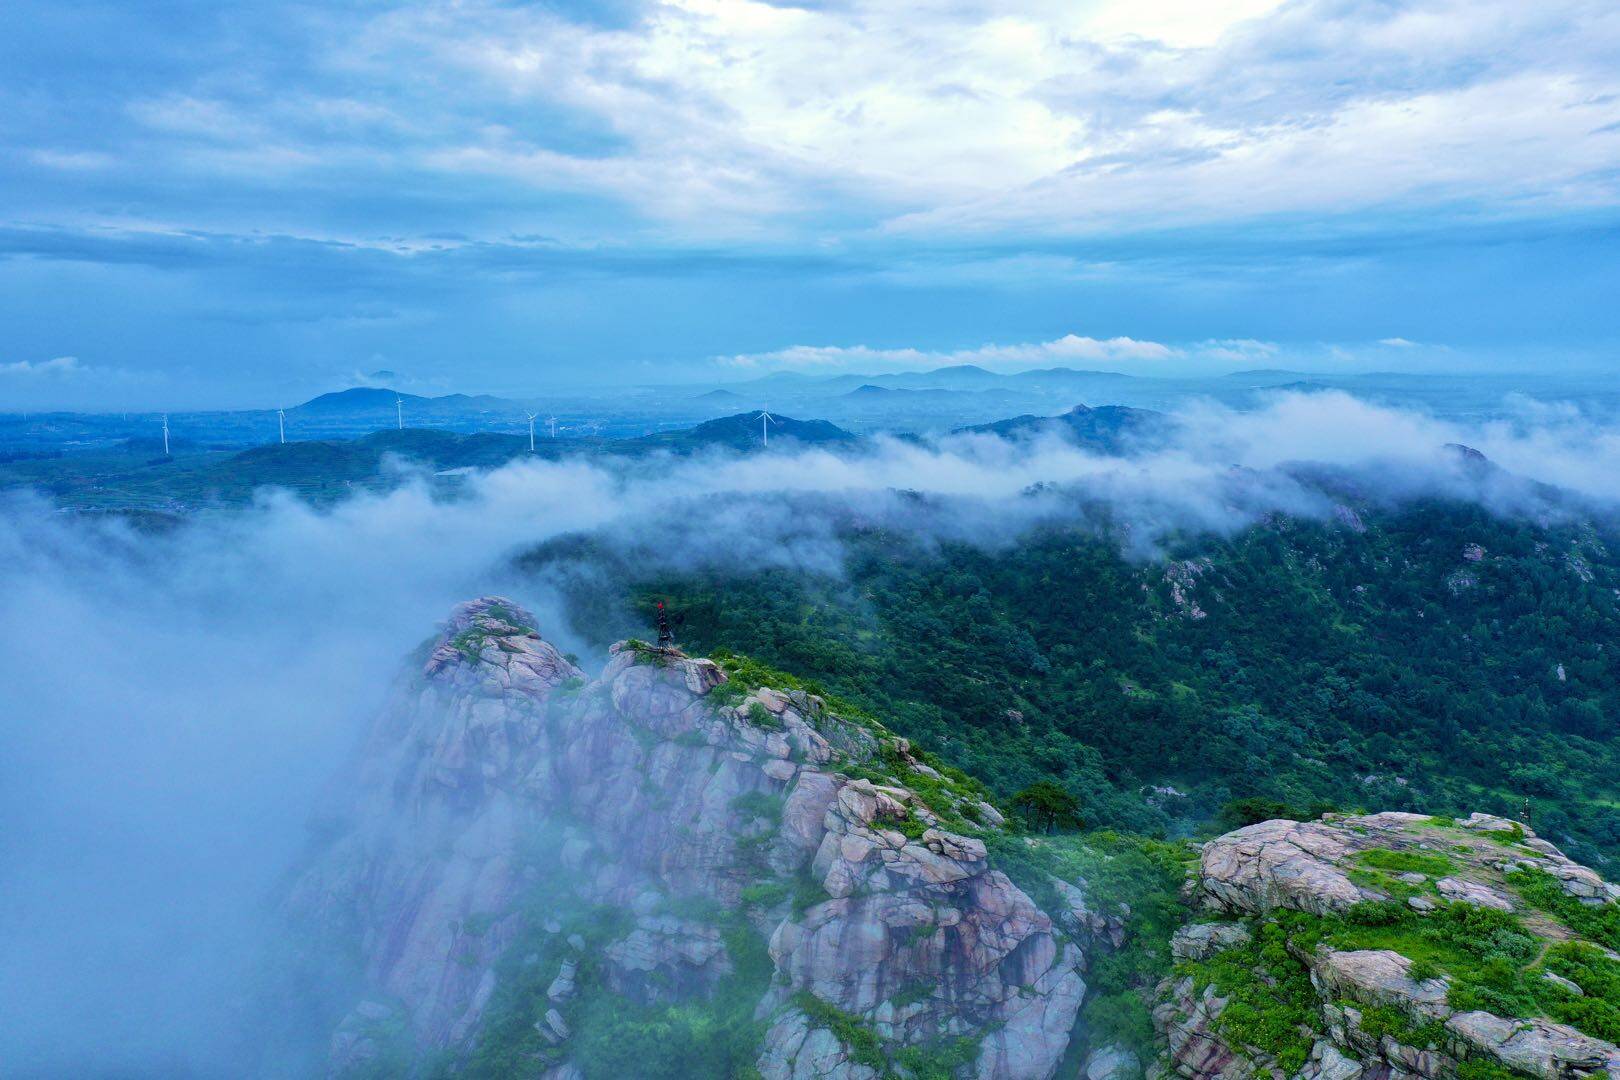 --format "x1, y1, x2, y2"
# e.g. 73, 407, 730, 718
1, 0, 1618, 408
